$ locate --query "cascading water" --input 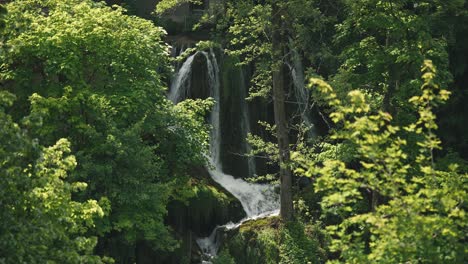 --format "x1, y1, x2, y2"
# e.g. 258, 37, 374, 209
169, 50, 197, 103
289, 41, 318, 138
200, 50, 222, 167
171, 44, 189, 74
168, 47, 279, 261
239, 68, 257, 177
